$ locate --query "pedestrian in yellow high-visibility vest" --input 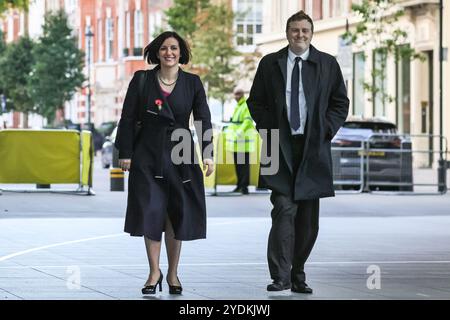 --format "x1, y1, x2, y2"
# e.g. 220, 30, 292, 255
224, 87, 257, 194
